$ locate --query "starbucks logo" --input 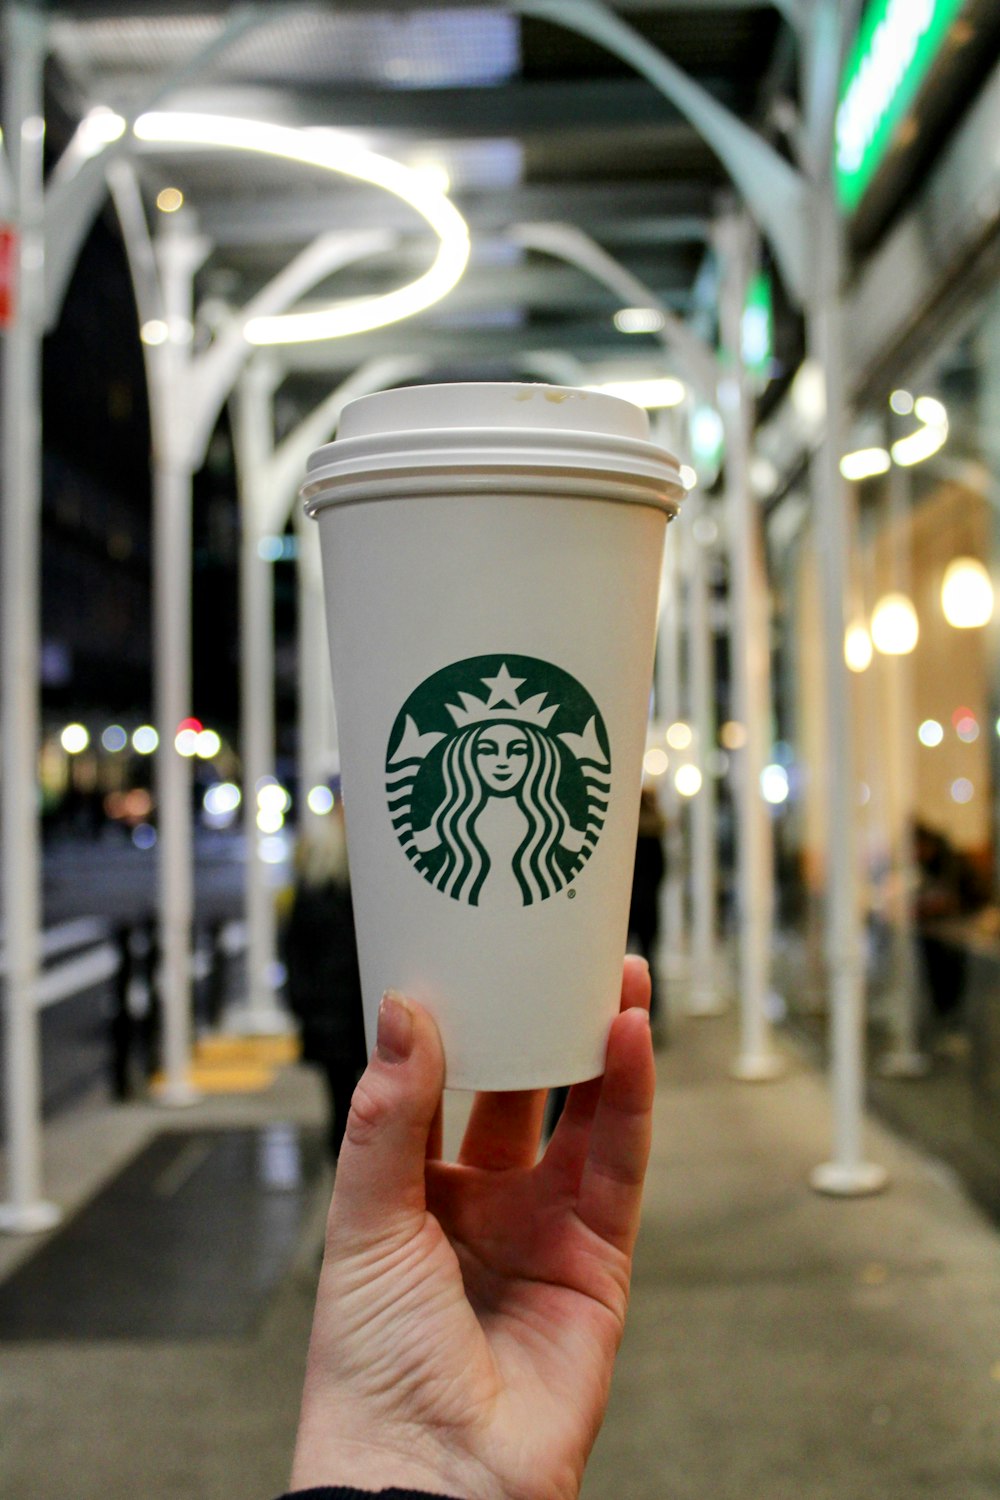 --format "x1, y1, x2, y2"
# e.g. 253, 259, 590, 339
385, 655, 611, 908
